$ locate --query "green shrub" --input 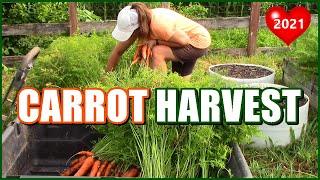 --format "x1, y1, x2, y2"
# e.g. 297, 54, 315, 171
261, 2, 318, 15
176, 2, 208, 19
77, 8, 102, 22
2, 35, 60, 56
4, 3, 68, 24
3, 2, 101, 24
